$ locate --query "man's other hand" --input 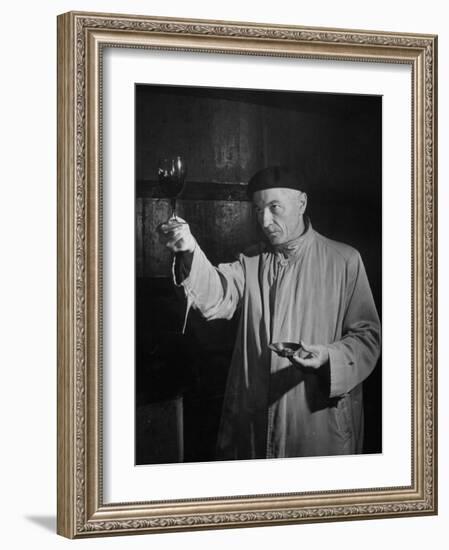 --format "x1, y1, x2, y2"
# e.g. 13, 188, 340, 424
292, 342, 329, 369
